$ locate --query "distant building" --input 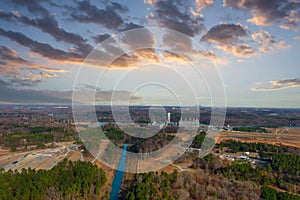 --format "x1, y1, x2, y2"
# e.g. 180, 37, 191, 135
179, 117, 199, 131
69, 144, 80, 149
239, 155, 249, 160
